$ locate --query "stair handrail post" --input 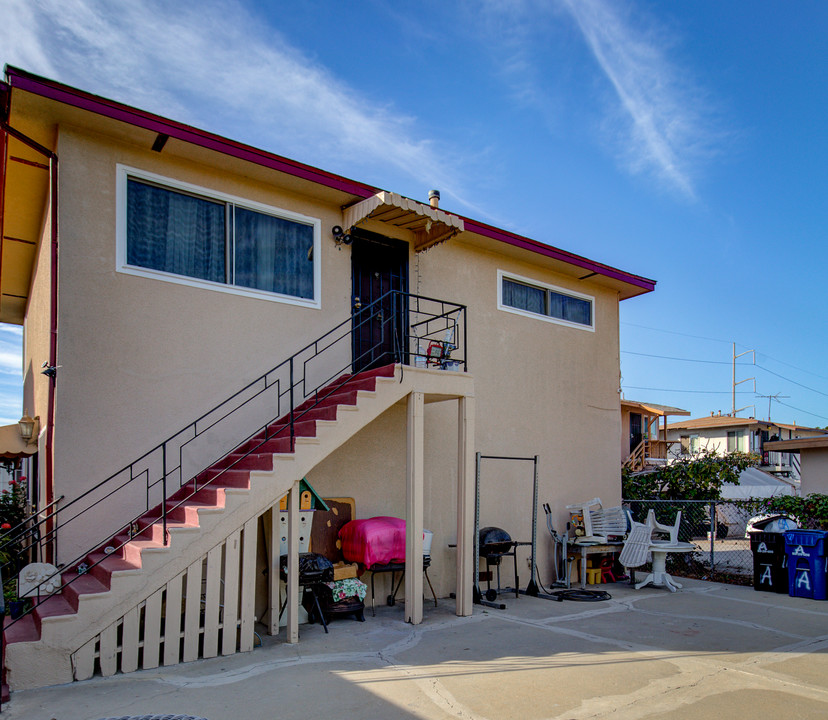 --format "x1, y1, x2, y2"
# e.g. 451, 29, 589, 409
162, 444, 168, 546
289, 356, 295, 452
462, 305, 468, 372
0, 563, 4, 712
